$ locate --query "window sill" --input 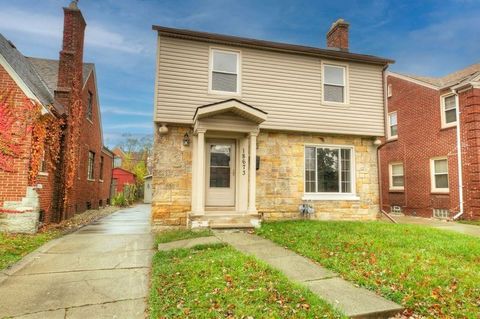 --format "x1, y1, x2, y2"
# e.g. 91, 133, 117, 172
440, 124, 456, 131
431, 191, 450, 195
86, 118, 93, 124
321, 101, 350, 107
302, 193, 360, 201
208, 90, 241, 97
38, 172, 48, 176
389, 188, 404, 193
87, 178, 95, 182
99, 179, 104, 183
